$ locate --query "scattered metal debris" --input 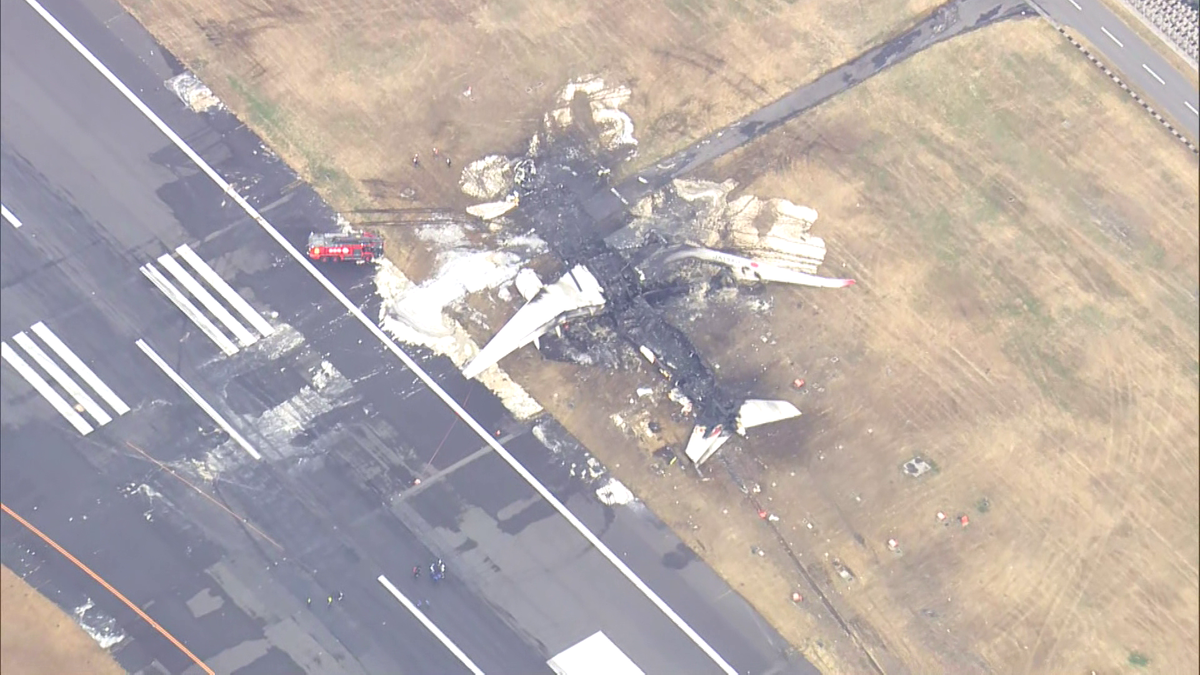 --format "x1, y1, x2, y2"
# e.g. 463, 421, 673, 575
166, 72, 223, 113
831, 558, 855, 583
902, 456, 934, 478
